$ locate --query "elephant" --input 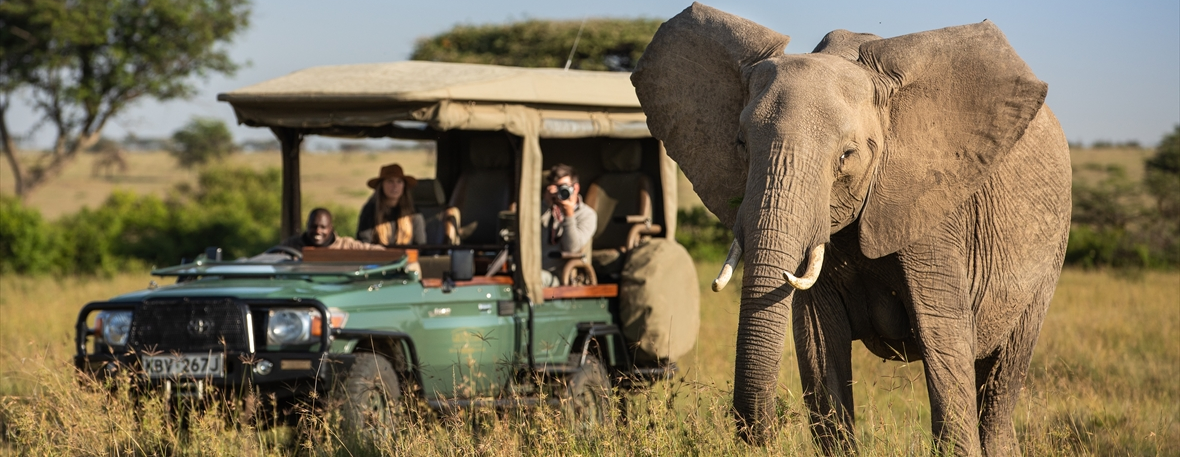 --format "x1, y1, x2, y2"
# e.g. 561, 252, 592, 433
631, 3, 1070, 456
